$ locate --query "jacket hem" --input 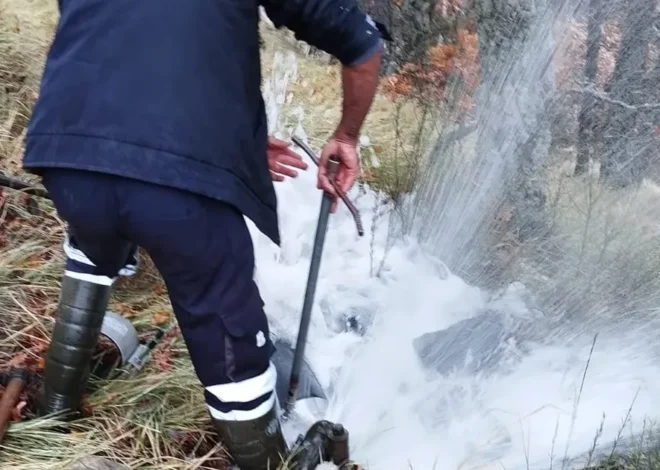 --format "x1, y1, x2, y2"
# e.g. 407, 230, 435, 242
23, 133, 281, 246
